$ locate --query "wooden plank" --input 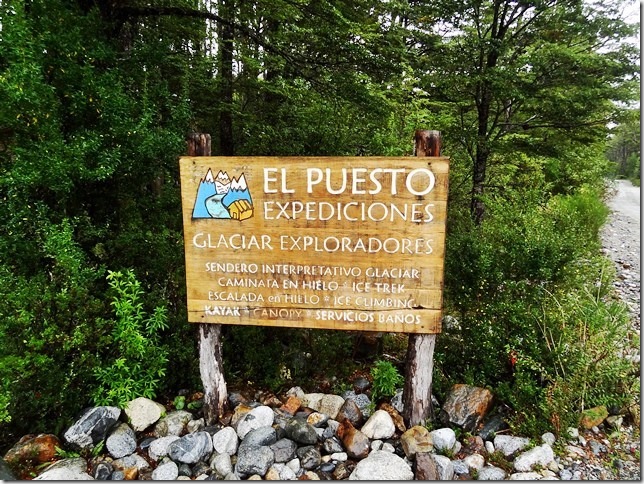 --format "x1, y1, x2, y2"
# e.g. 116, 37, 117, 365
179, 156, 449, 334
